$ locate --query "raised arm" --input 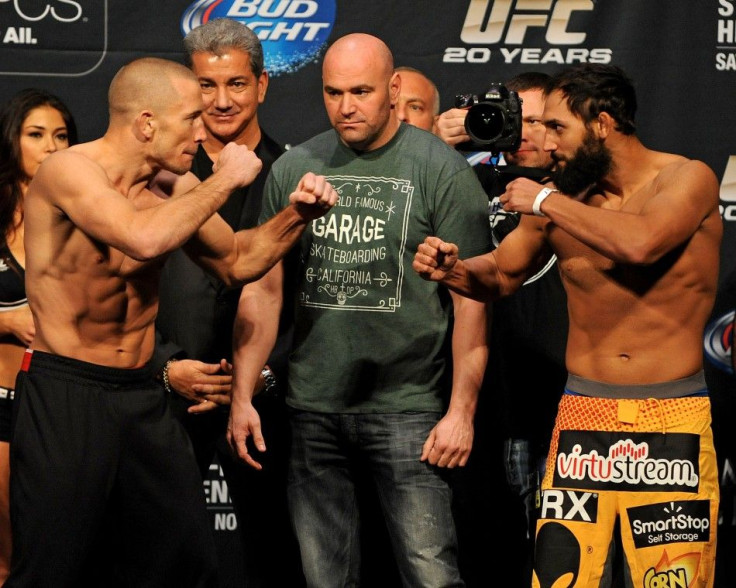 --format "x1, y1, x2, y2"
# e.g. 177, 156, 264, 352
29, 143, 261, 261
186, 172, 338, 287
414, 213, 551, 301
501, 160, 720, 265
227, 262, 284, 470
